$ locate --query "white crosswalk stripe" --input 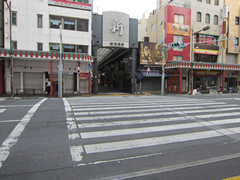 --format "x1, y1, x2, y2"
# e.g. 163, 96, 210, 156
63, 97, 240, 165
0, 109, 6, 113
